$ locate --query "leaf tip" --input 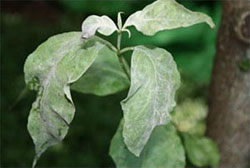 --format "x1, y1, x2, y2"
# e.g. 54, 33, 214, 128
122, 131, 142, 157
32, 155, 38, 168
127, 145, 141, 157
207, 18, 216, 29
